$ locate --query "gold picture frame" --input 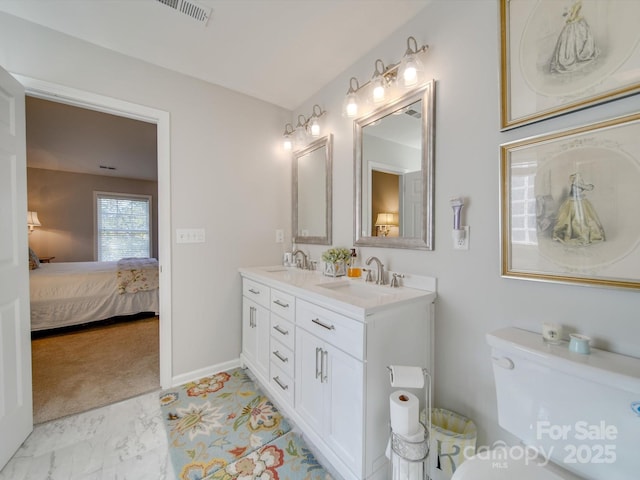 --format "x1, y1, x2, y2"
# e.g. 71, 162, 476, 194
500, 0, 640, 130
500, 112, 640, 289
